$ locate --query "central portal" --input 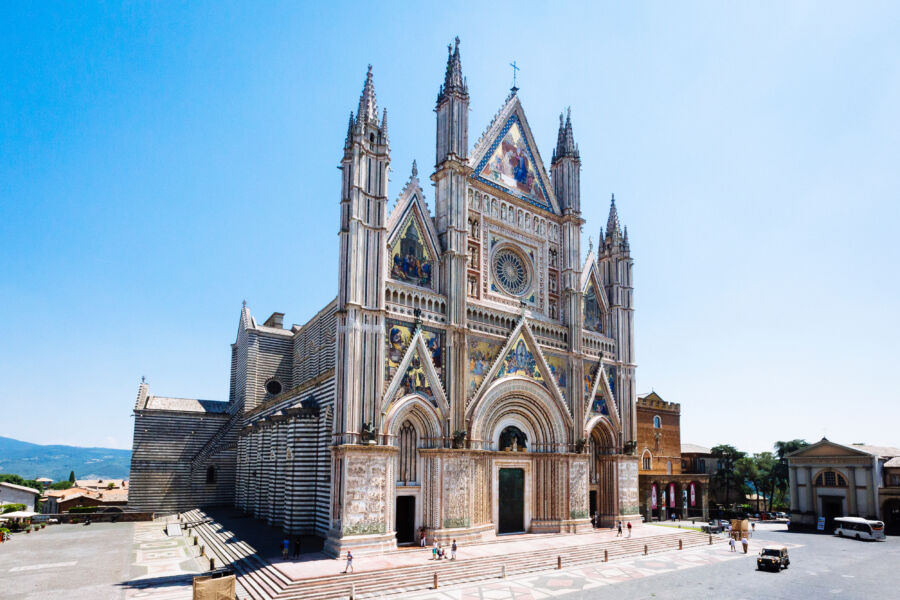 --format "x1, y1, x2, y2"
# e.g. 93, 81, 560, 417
498, 468, 525, 534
